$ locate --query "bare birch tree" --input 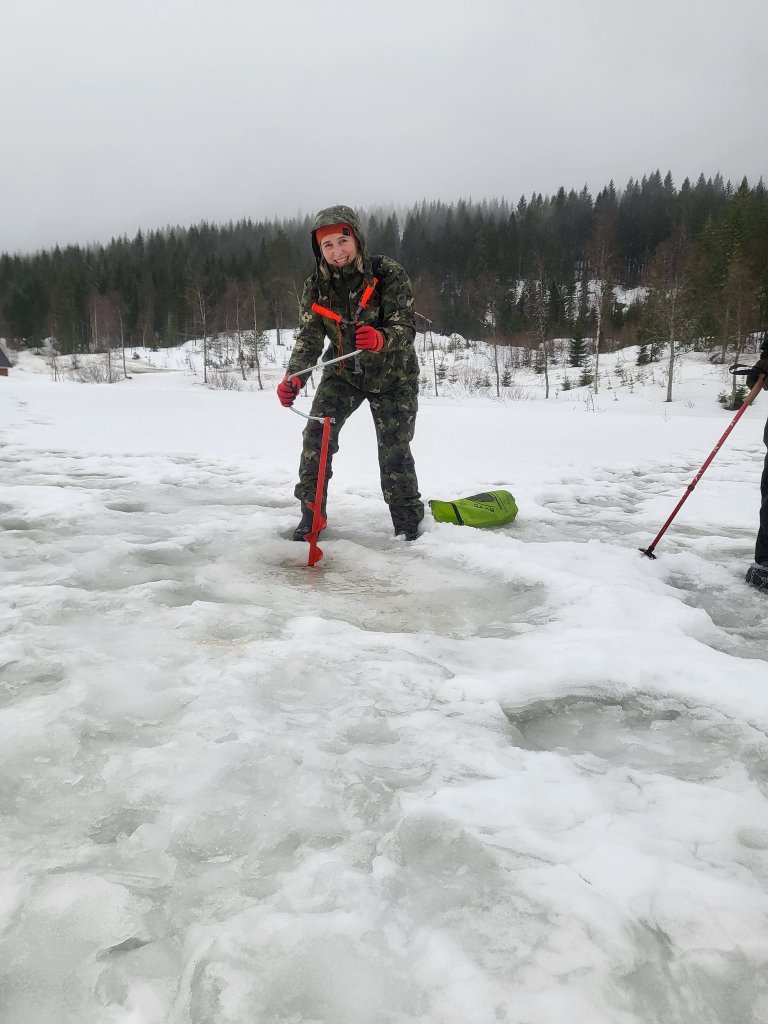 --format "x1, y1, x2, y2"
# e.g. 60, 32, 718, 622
588, 207, 618, 394
189, 281, 211, 384
528, 262, 553, 398
640, 228, 698, 403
